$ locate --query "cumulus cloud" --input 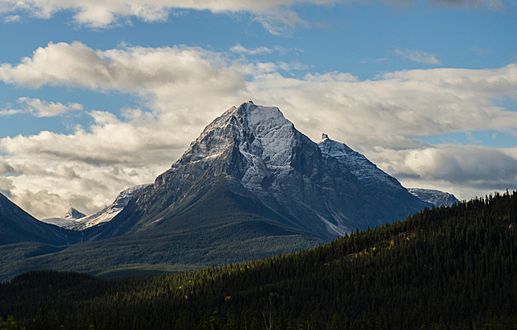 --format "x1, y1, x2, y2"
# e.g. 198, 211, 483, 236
1, 41, 517, 216
0, 42, 243, 96
394, 49, 441, 65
